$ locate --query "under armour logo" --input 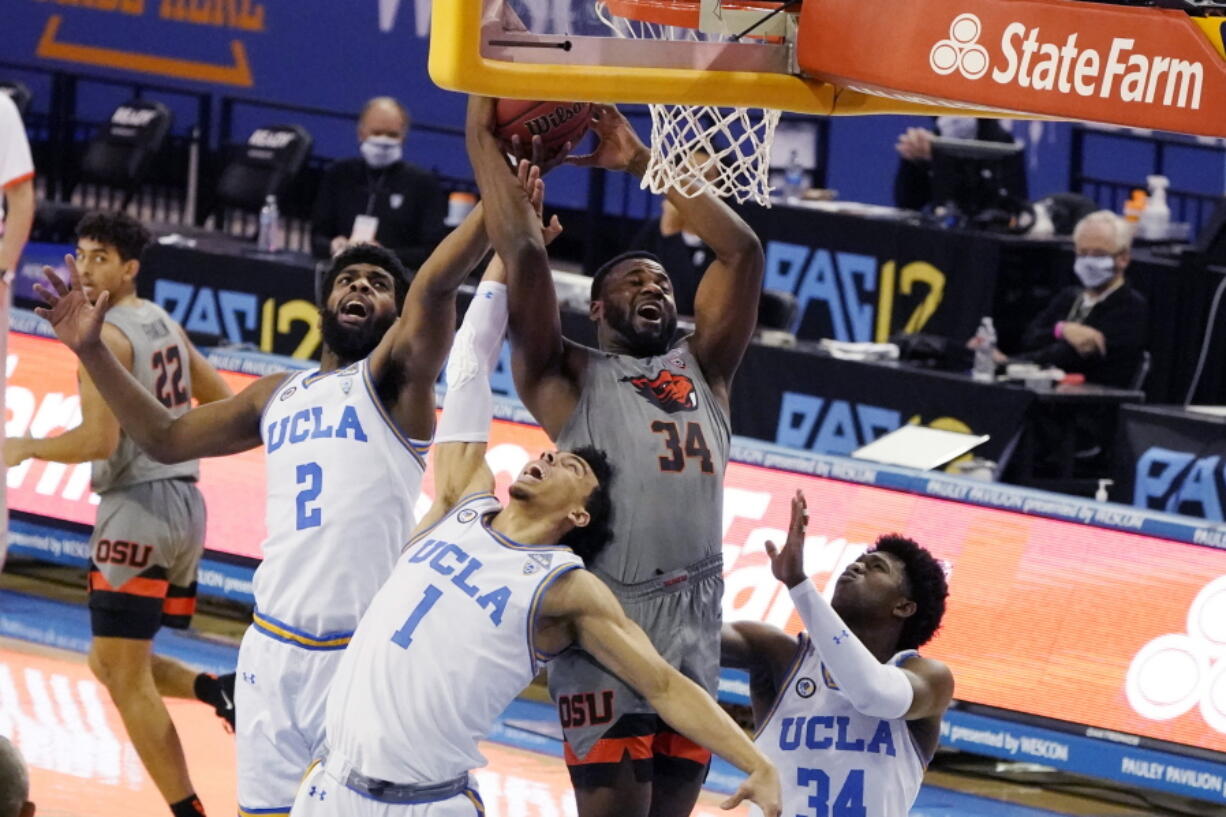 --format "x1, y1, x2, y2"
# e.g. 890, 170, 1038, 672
309, 785, 327, 801
929, 14, 989, 80
242, 672, 257, 684
832, 629, 850, 645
